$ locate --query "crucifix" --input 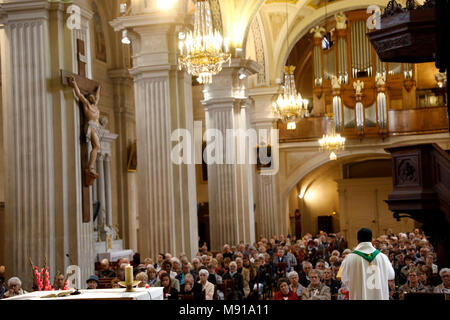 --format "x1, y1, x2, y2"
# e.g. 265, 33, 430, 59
61, 39, 101, 223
